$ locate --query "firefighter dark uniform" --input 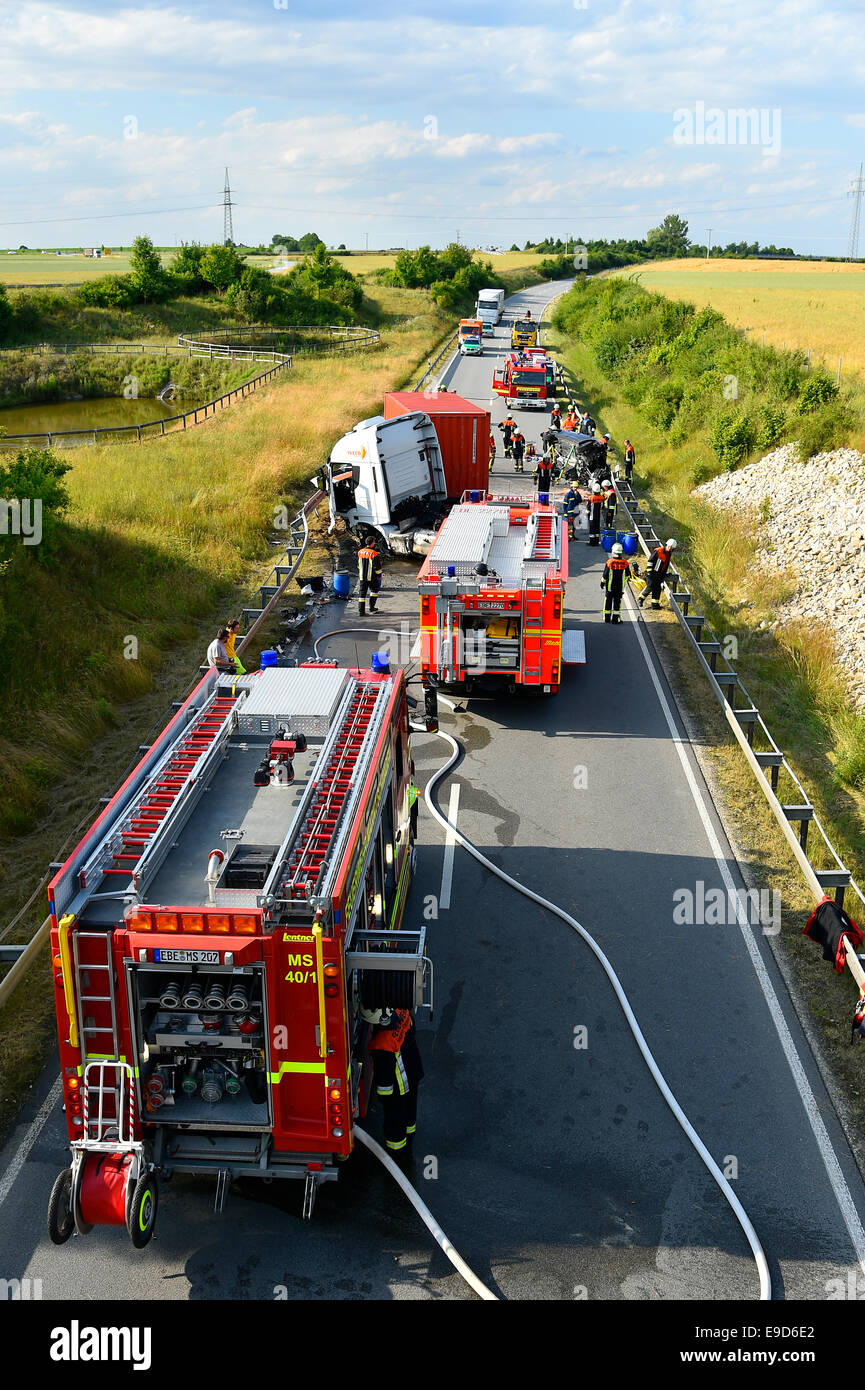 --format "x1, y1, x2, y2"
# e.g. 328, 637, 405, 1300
512, 431, 526, 473
499, 416, 516, 458
533, 456, 553, 493
602, 484, 617, 529
489, 433, 496, 470
586, 484, 604, 544
601, 552, 632, 623
623, 441, 635, 482
357, 543, 382, 616
638, 541, 676, 609
368, 1010, 424, 1153
562, 487, 580, 539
